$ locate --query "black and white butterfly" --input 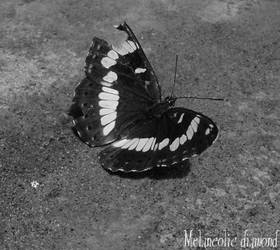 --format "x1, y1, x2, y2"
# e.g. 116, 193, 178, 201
69, 22, 219, 173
